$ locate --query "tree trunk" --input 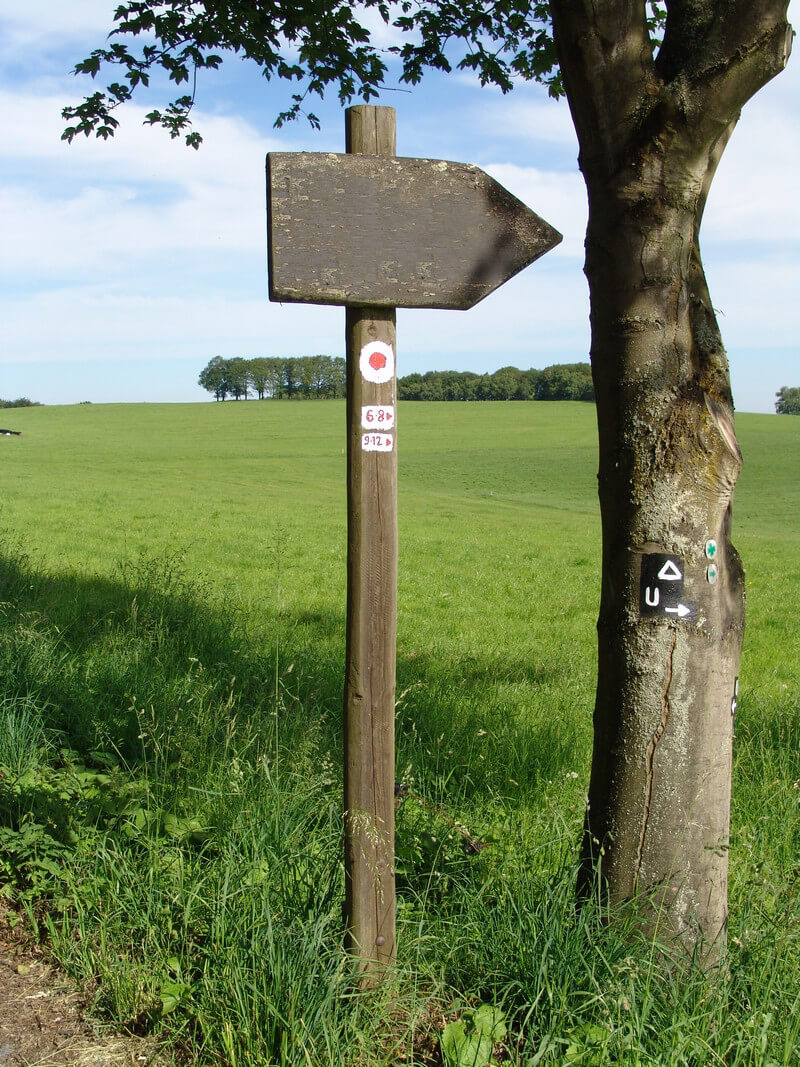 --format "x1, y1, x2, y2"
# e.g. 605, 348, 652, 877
550, 0, 793, 959
580, 158, 744, 958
